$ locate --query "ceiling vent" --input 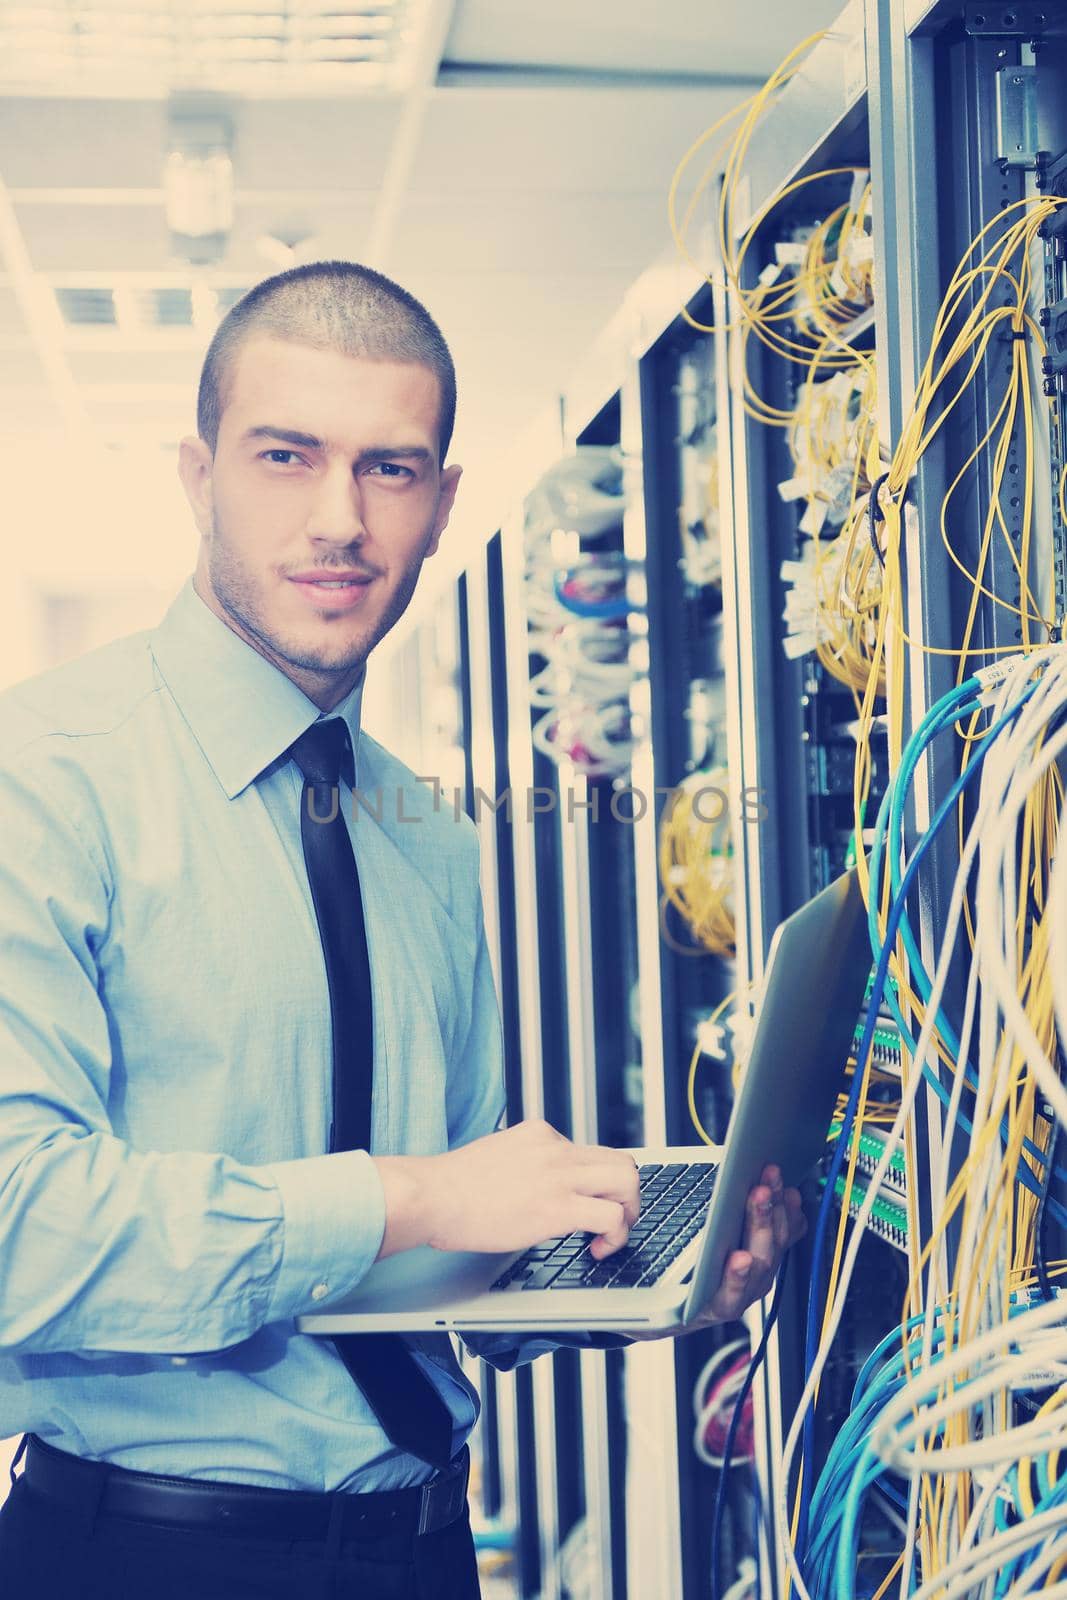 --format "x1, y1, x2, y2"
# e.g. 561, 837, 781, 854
53, 283, 251, 331
0, 2, 424, 97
